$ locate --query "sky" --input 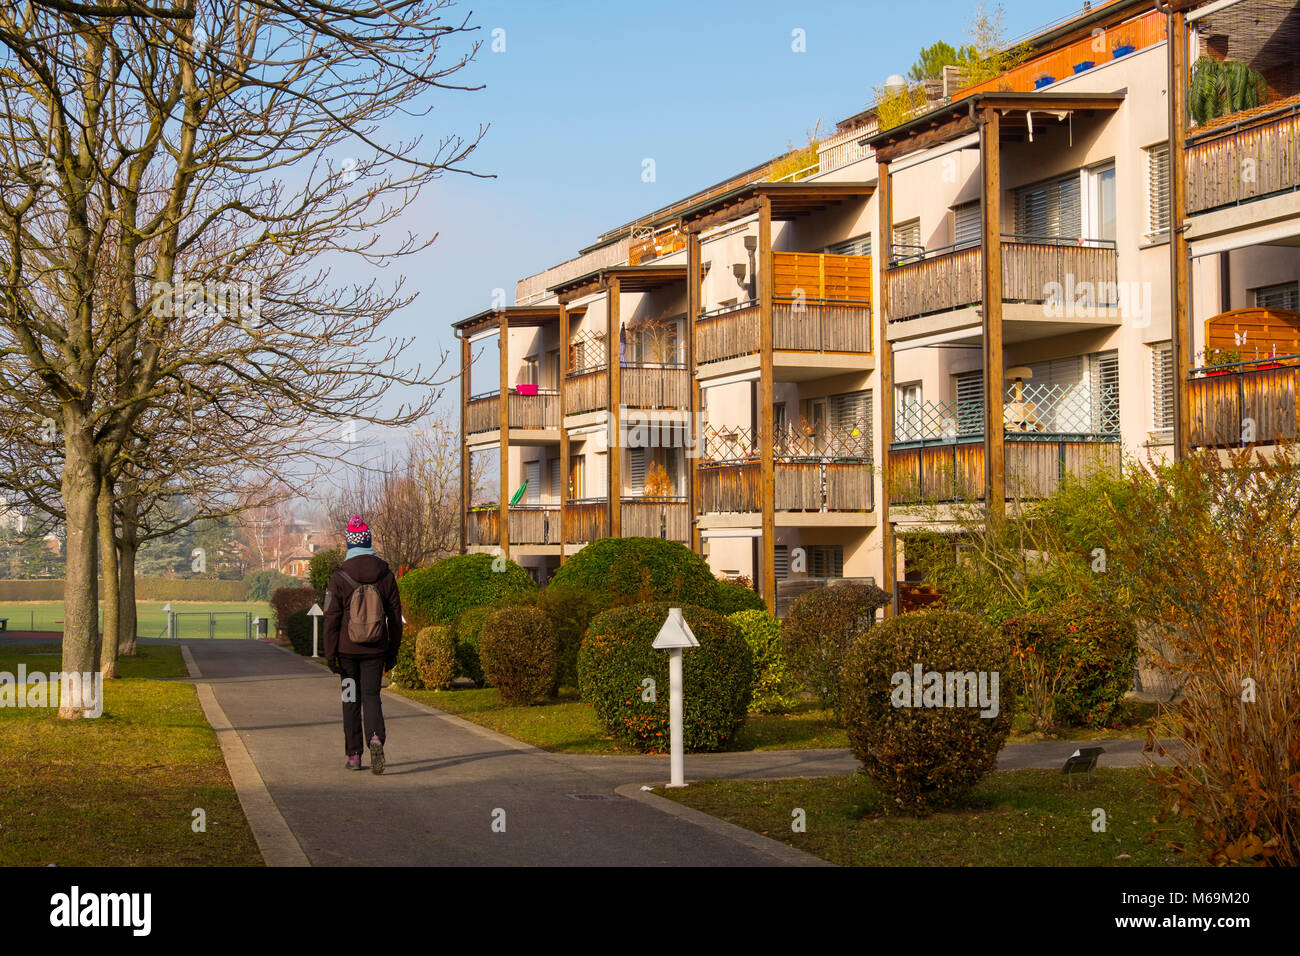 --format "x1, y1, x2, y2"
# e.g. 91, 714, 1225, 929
336, 0, 1091, 425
